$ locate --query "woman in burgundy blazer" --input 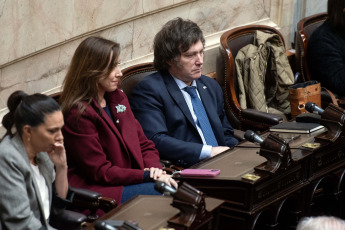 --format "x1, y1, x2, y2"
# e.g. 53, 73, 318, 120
60, 36, 177, 205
